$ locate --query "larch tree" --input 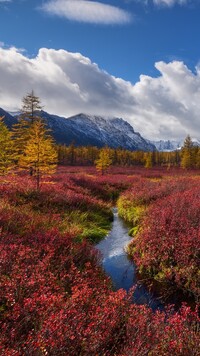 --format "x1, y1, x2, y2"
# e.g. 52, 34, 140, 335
95, 147, 112, 175
12, 91, 43, 170
12, 118, 31, 163
21, 90, 43, 123
195, 147, 200, 169
181, 135, 195, 169
0, 117, 15, 175
144, 152, 153, 168
19, 120, 58, 190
